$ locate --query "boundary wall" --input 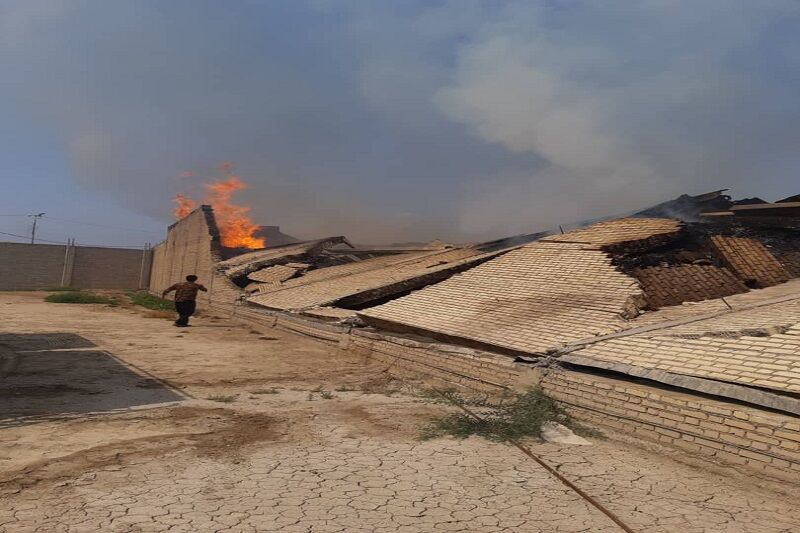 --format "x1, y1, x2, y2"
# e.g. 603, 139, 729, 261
0, 241, 150, 290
